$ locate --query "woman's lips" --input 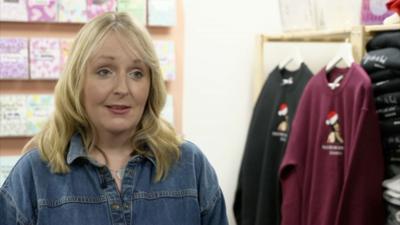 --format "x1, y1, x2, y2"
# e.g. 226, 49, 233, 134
106, 105, 131, 115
